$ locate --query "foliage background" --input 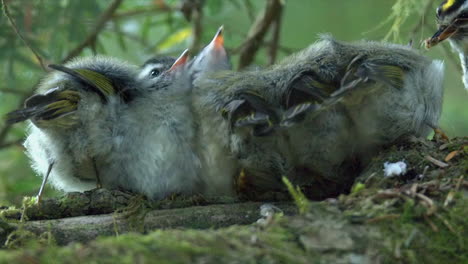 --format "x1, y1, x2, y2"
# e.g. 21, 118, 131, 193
0, 0, 466, 204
